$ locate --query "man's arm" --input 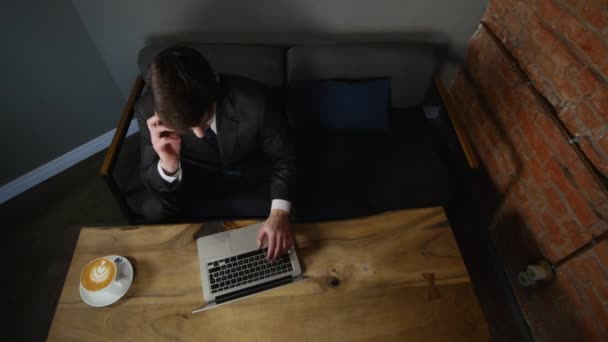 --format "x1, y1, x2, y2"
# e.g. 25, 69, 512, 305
257, 91, 296, 261
136, 94, 182, 193
260, 91, 296, 203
